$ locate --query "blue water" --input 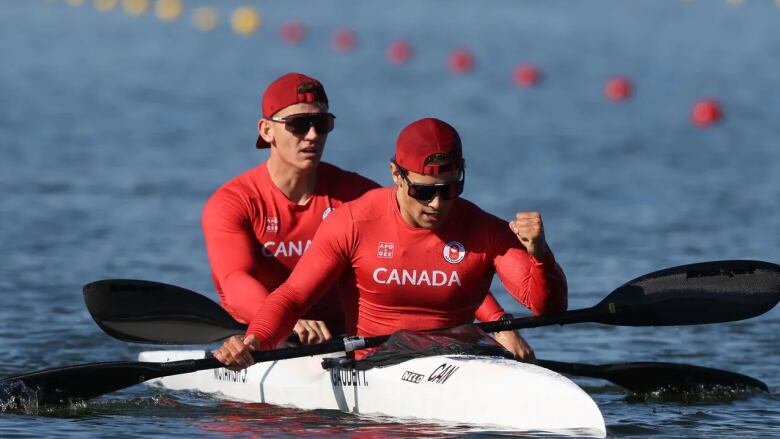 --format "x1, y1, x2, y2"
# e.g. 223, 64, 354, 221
1, 0, 779, 437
